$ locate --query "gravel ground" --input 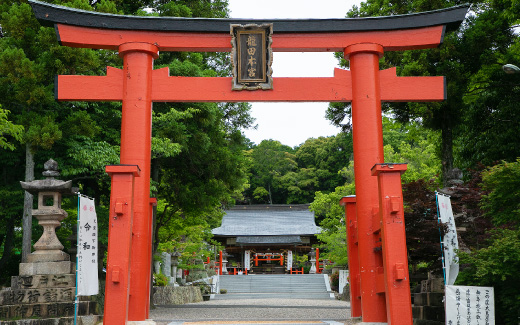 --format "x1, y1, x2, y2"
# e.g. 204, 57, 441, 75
150, 298, 362, 325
